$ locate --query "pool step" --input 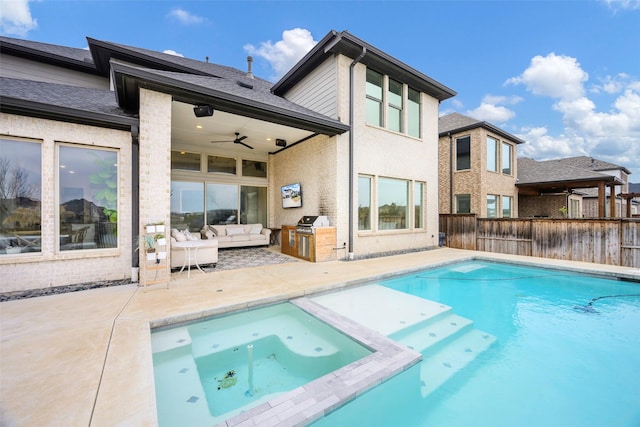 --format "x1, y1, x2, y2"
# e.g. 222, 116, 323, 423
419, 328, 496, 396
391, 313, 474, 354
